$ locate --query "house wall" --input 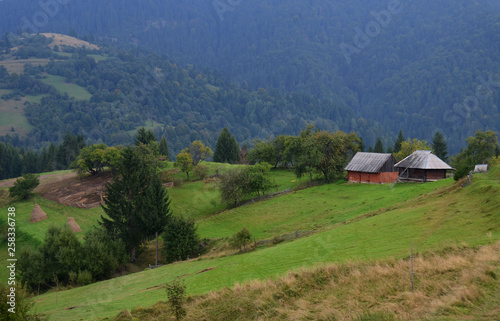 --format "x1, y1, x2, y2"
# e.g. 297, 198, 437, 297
402, 169, 447, 181
348, 171, 398, 183
426, 169, 447, 180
